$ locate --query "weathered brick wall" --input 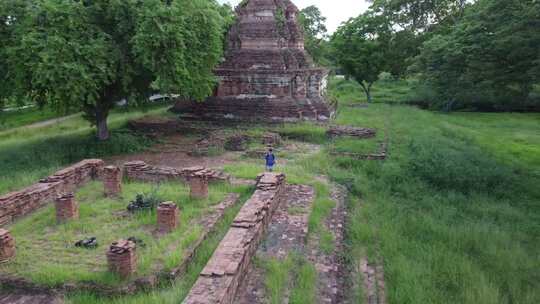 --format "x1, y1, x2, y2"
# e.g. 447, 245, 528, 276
0, 159, 104, 226
183, 172, 286, 304
123, 161, 229, 184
